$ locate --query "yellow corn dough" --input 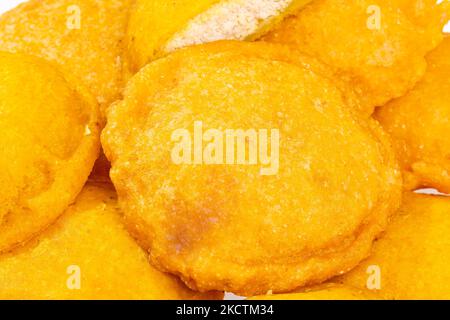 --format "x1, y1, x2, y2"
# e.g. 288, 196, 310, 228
337, 192, 450, 300
125, 0, 313, 73
0, 0, 133, 116
0, 51, 100, 253
249, 284, 378, 300
263, 0, 449, 116
0, 183, 222, 300
375, 37, 450, 193
102, 41, 402, 296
